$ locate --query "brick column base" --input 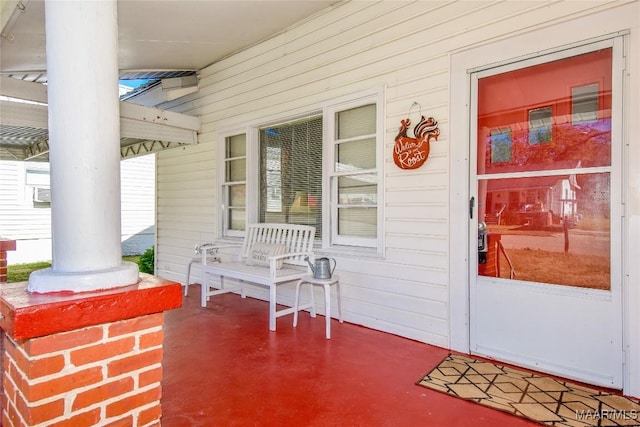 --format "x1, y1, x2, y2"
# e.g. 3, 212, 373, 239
0, 274, 182, 426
